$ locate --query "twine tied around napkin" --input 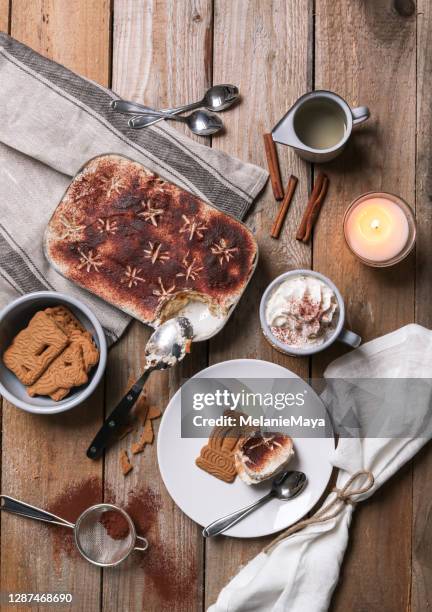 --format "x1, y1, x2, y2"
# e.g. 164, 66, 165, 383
264, 469, 374, 554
